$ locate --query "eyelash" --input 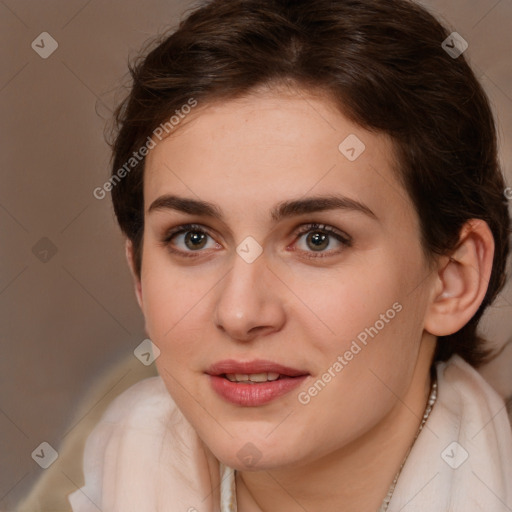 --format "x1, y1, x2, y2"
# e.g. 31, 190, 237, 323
160, 222, 352, 259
